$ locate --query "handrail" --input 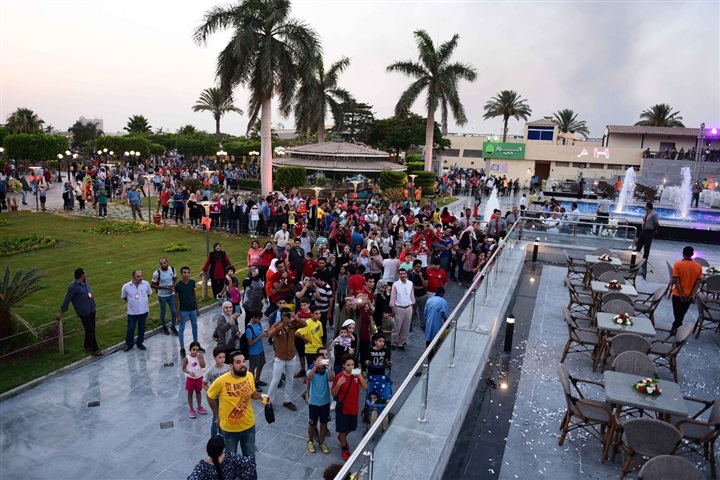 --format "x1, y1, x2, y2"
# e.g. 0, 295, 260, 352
334, 217, 522, 479
517, 213, 638, 246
